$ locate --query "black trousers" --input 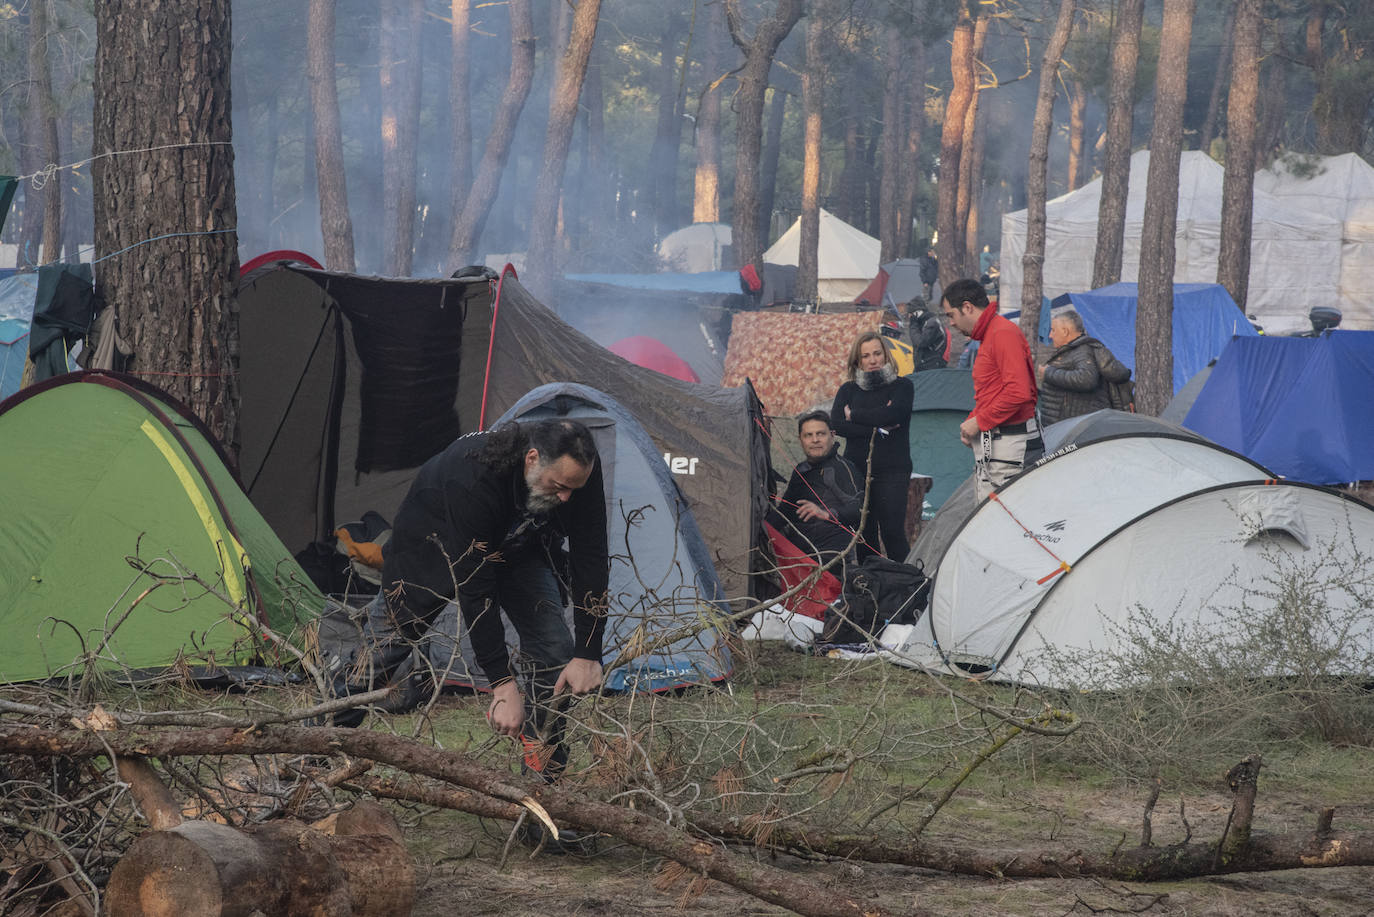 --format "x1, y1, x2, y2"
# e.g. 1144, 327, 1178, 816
858, 470, 910, 561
